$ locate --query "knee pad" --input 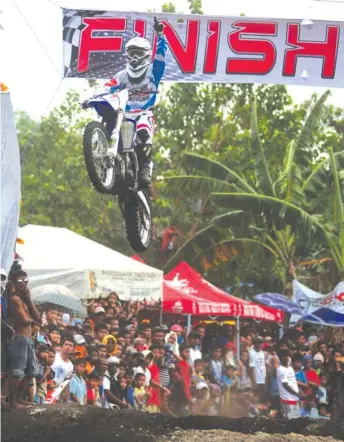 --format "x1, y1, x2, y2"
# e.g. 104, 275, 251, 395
136, 128, 150, 144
